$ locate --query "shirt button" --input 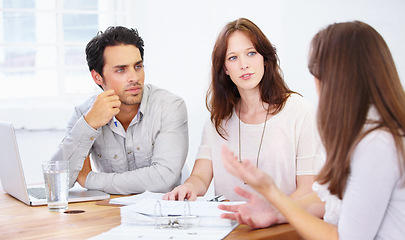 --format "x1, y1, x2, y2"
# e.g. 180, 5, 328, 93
90, 137, 94, 141
136, 146, 140, 150
114, 155, 118, 159
97, 154, 102, 158
127, 151, 132, 154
